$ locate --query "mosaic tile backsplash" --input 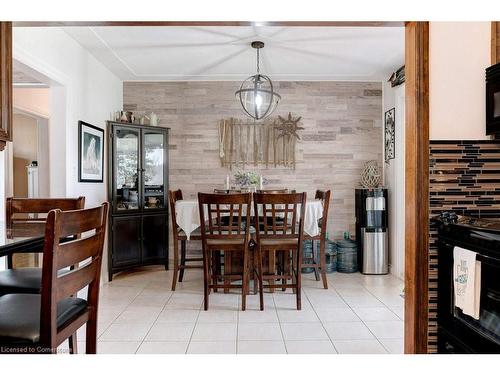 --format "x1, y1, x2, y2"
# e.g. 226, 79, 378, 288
428, 139, 500, 352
